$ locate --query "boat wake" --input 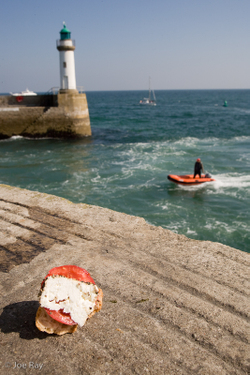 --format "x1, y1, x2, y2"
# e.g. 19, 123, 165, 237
212, 173, 250, 190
